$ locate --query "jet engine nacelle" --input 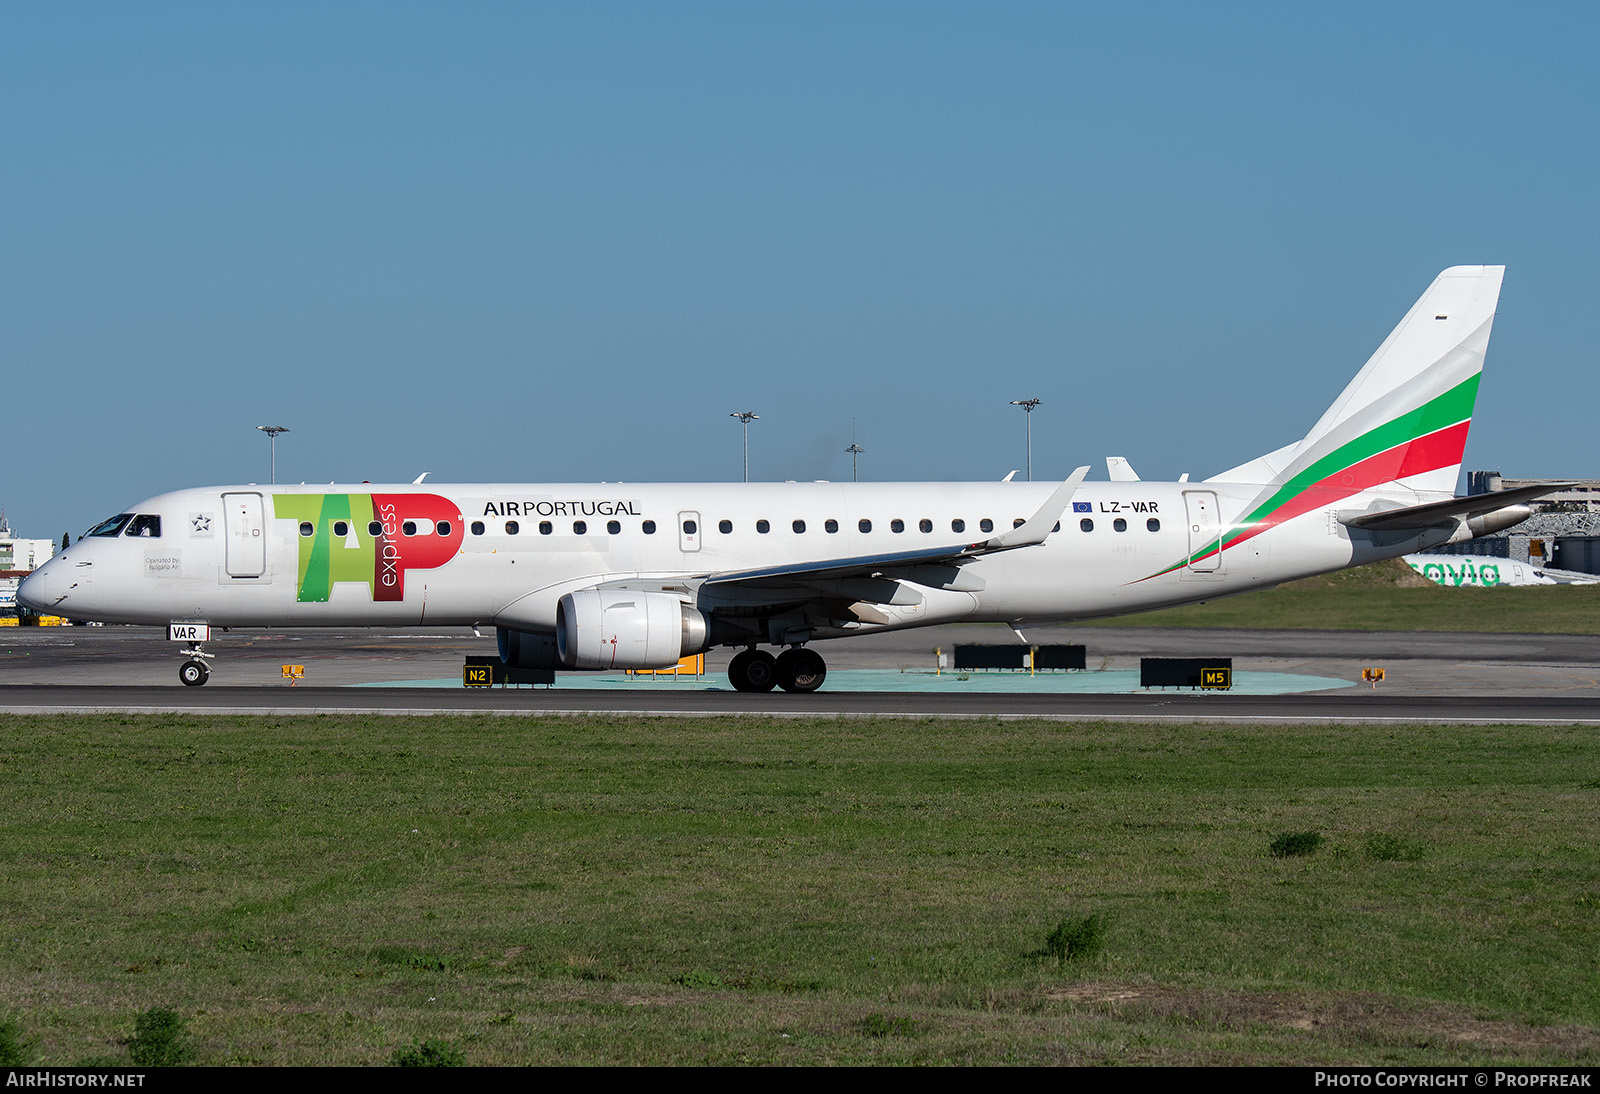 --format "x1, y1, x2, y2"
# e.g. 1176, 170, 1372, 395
1465, 504, 1532, 539
555, 590, 710, 670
